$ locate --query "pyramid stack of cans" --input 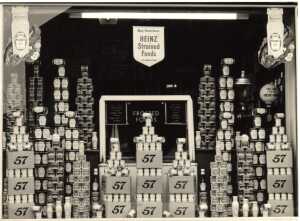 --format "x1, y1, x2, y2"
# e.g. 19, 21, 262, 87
197, 64, 216, 150
250, 108, 267, 206
27, 63, 43, 135
210, 148, 231, 217
5, 73, 23, 138
76, 65, 95, 150
33, 106, 50, 215
235, 133, 255, 203
135, 113, 164, 218
6, 111, 35, 219
168, 138, 196, 217
72, 142, 91, 218
103, 138, 131, 218
63, 111, 80, 197
266, 113, 294, 216
53, 59, 69, 137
